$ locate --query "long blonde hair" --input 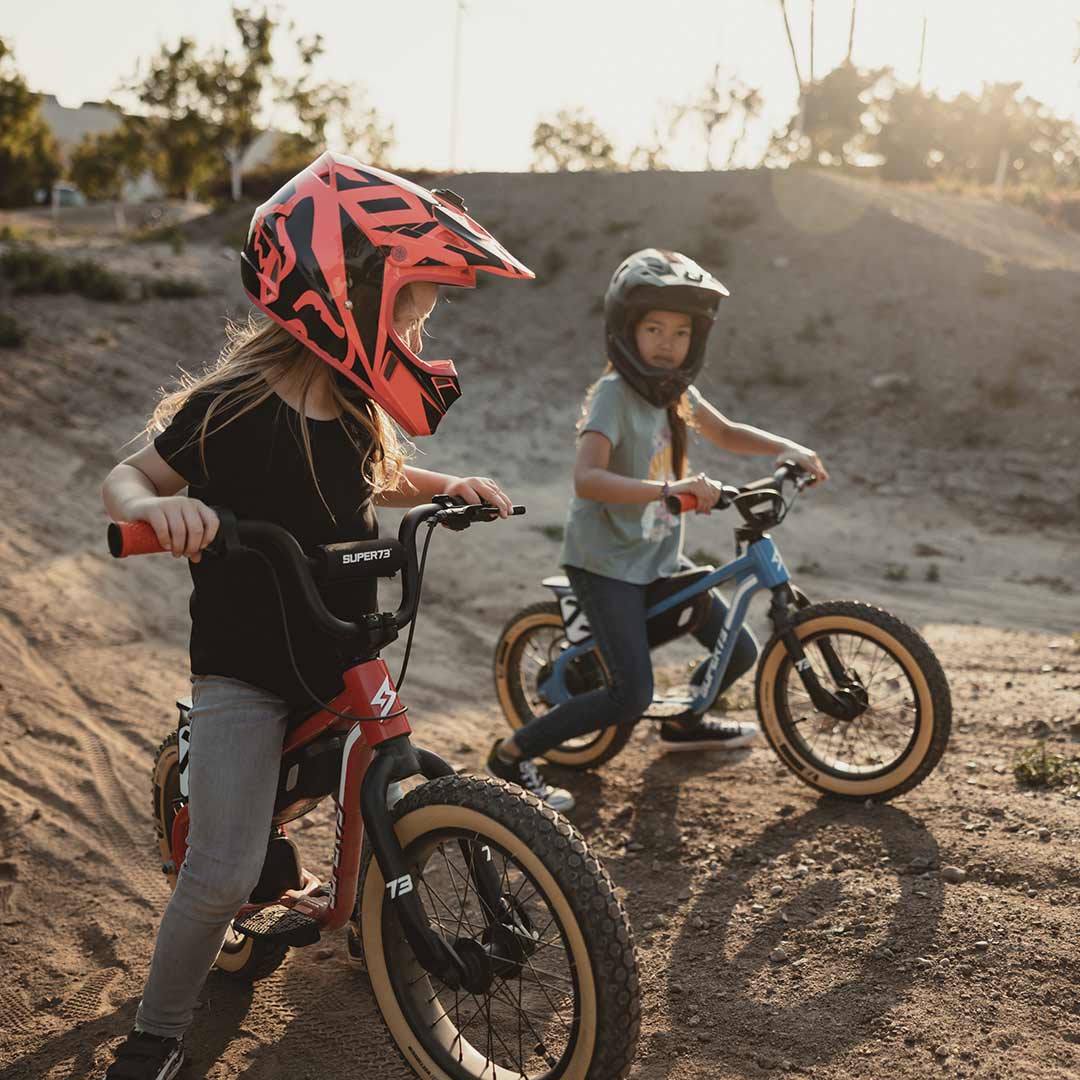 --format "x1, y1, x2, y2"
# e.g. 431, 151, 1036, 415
148, 288, 427, 512
578, 363, 697, 480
